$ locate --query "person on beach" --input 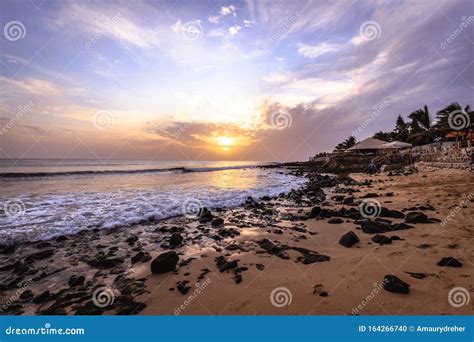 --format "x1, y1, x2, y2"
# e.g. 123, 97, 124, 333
367, 160, 377, 174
